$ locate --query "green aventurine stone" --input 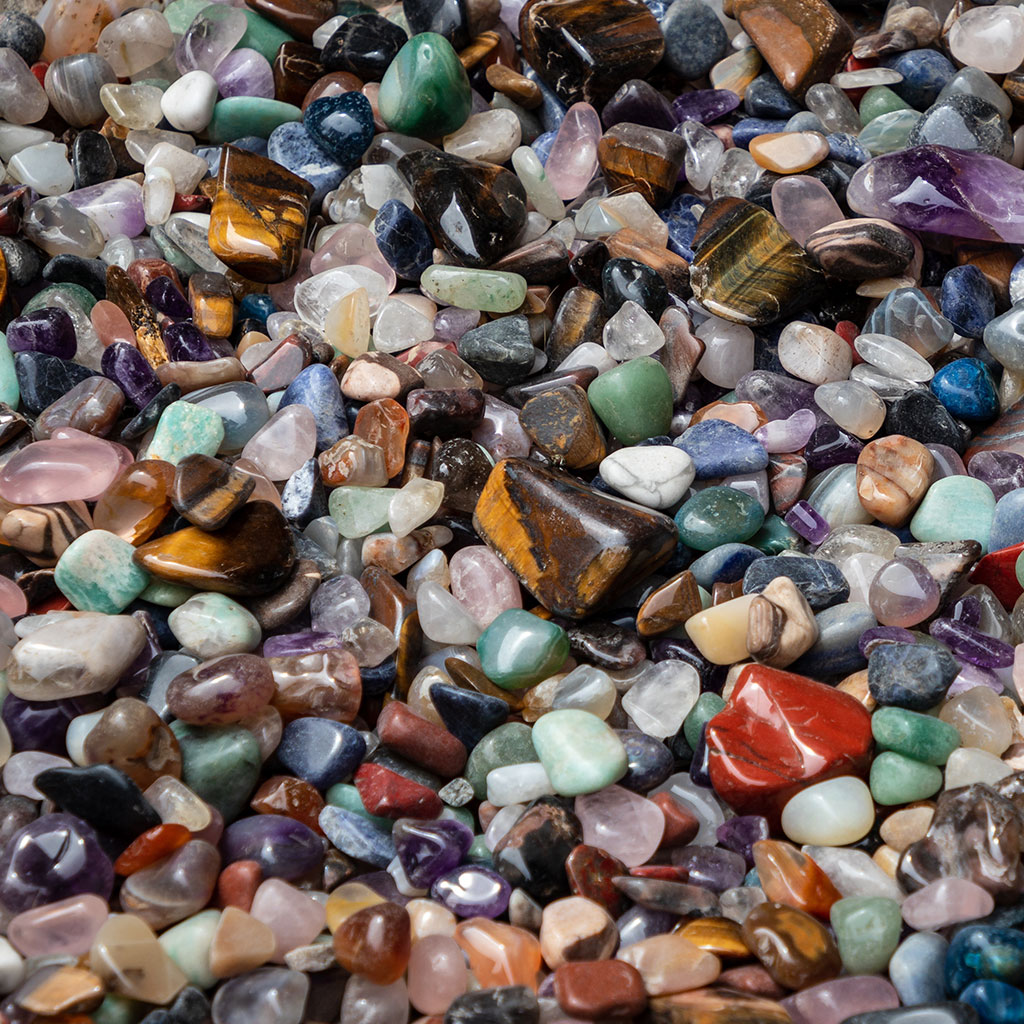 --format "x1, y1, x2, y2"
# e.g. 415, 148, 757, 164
911, 475, 996, 554
870, 750, 943, 805
91, 996, 137, 1024
0, 333, 17, 408
830, 896, 903, 974
531, 709, 628, 796
684, 692, 726, 750
207, 98, 303, 145
465, 722, 536, 800
477, 609, 570, 691
238, 9, 295, 62
675, 486, 766, 551
420, 265, 527, 313
750, 514, 800, 554
378, 32, 472, 138
329, 485, 394, 539
148, 401, 225, 465
55, 531, 149, 614
466, 835, 492, 864
859, 85, 911, 126
871, 706, 961, 765
23, 282, 97, 316
170, 721, 261, 821
159, 909, 219, 989
326, 782, 396, 831
587, 356, 673, 446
